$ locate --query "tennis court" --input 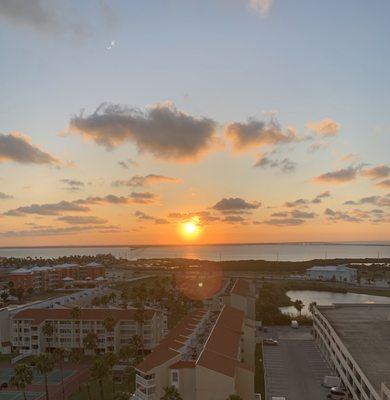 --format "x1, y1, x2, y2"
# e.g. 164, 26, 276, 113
0, 392, 44, 400
0, 368, 75, 385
